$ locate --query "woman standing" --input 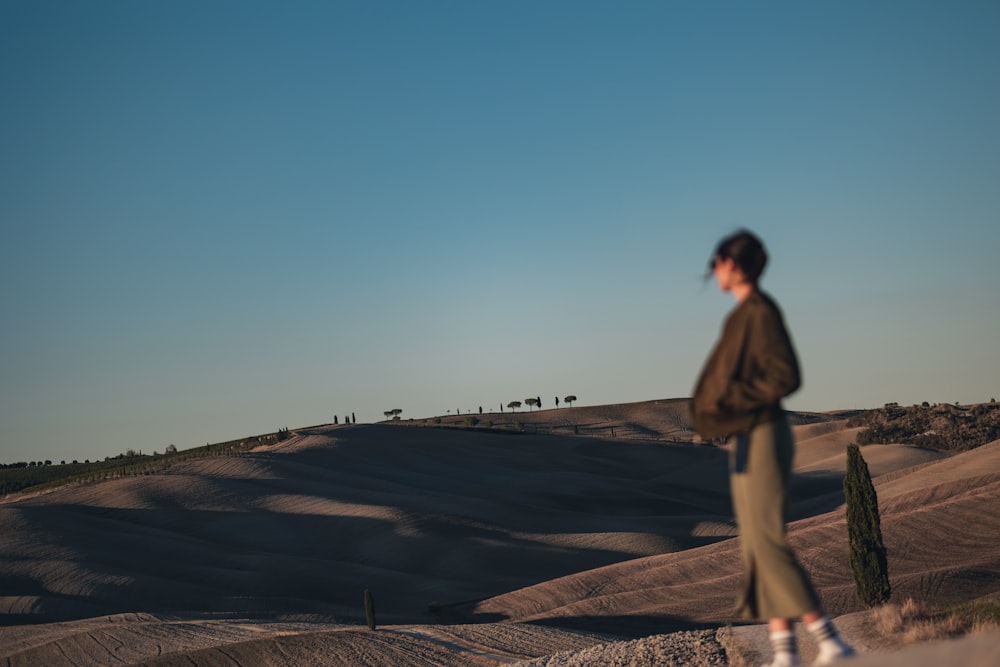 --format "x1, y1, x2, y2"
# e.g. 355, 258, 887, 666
692, 230, 855, 667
